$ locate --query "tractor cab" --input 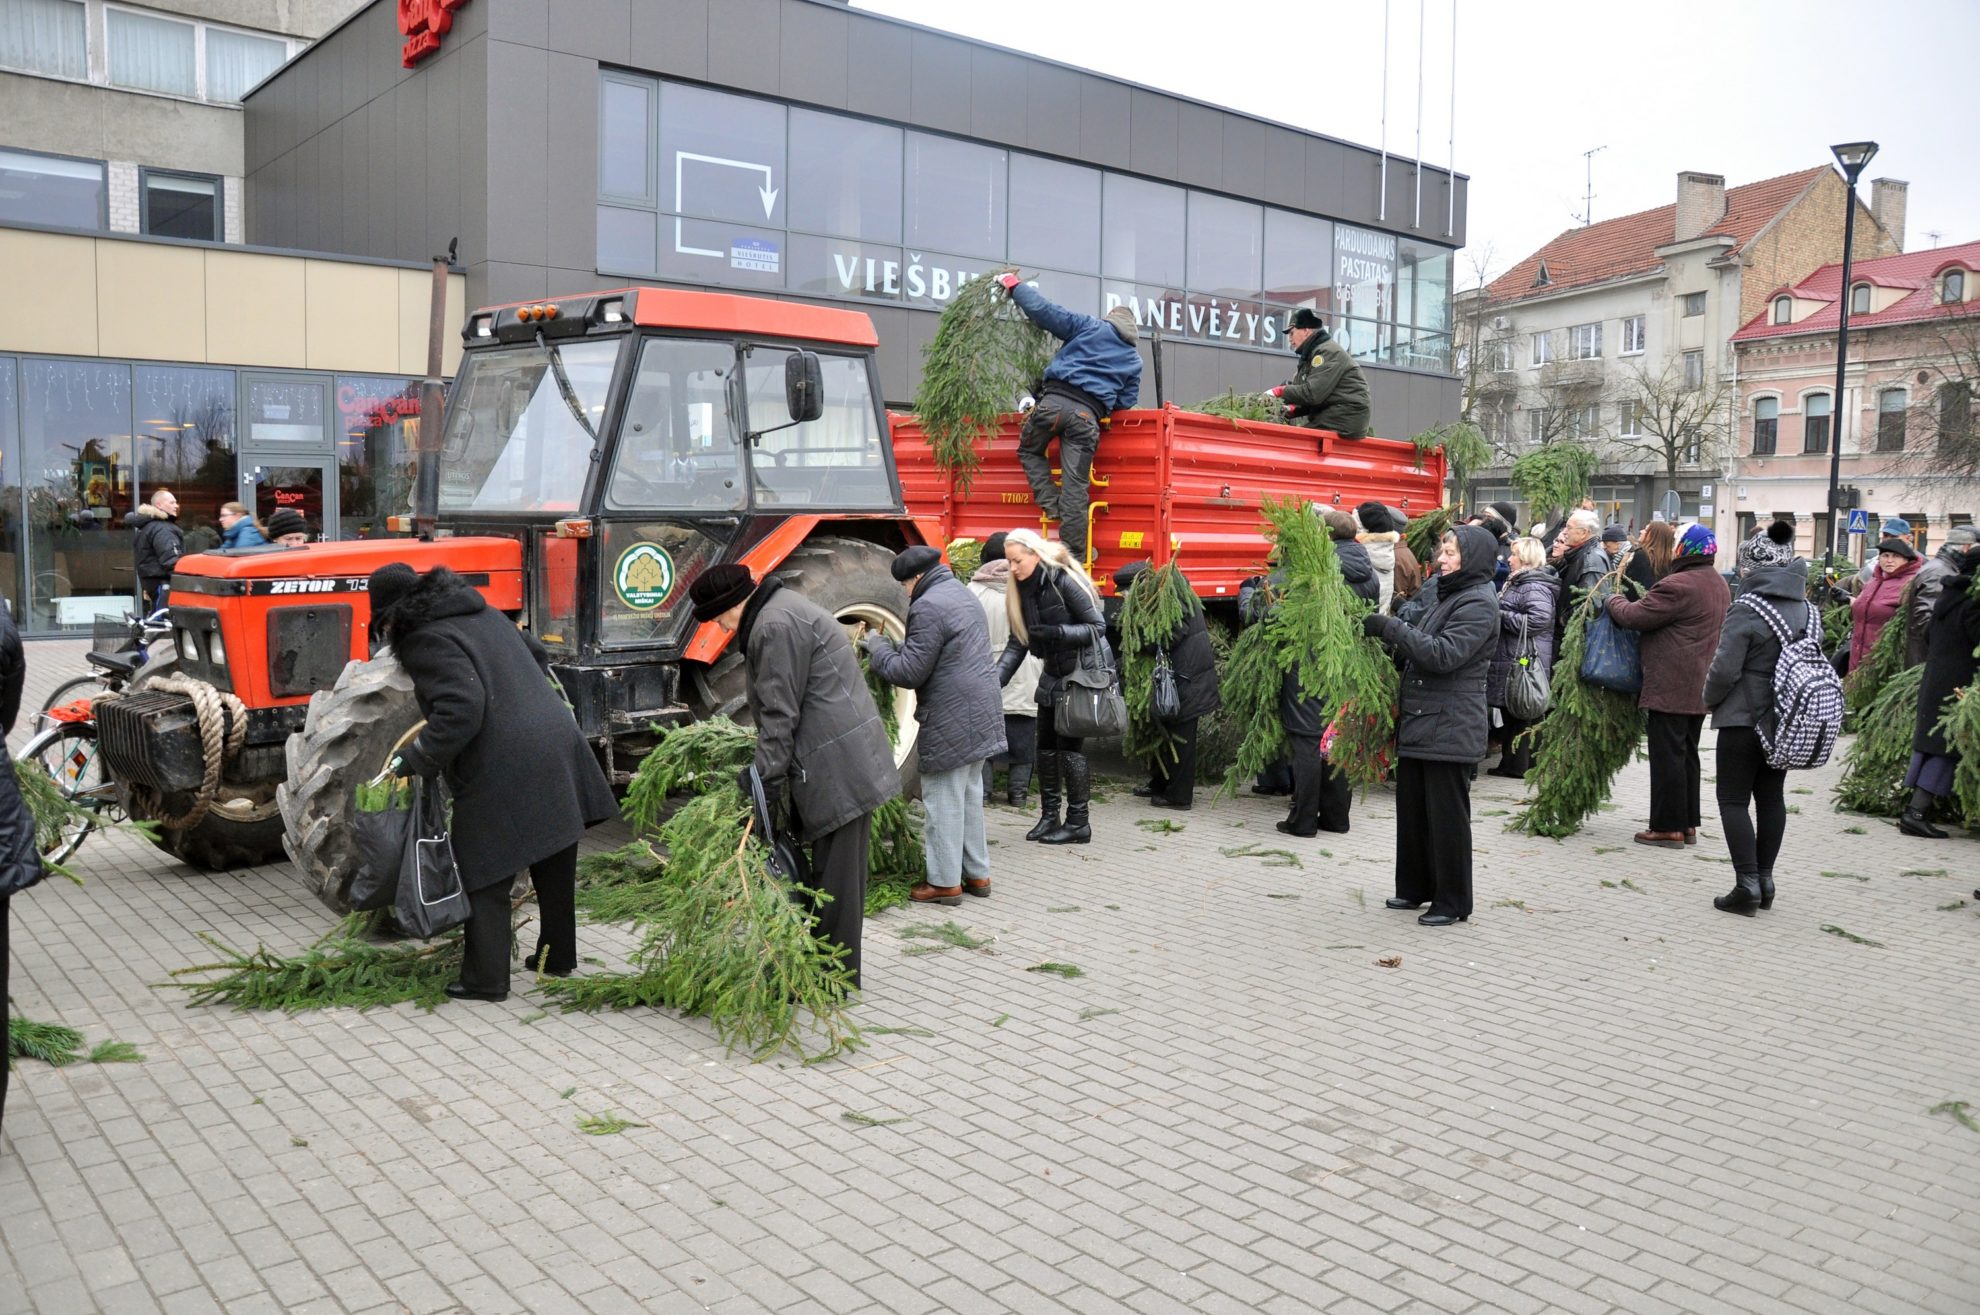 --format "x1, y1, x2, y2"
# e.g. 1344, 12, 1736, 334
431, 288, 913, 741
